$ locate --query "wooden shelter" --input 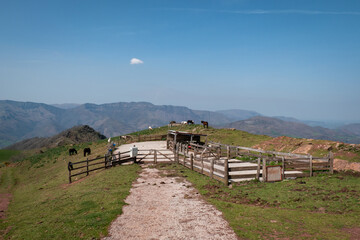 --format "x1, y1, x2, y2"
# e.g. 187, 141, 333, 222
167, 130, 207, 149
